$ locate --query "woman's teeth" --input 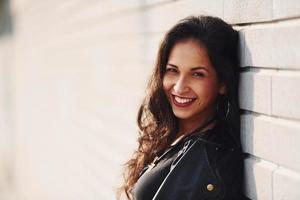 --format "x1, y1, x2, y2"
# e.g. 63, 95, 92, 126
174, 96, 194, 104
